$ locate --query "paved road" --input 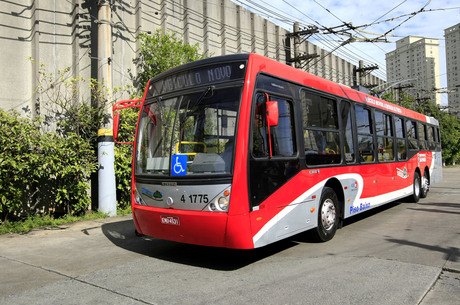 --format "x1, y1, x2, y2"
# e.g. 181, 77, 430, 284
1, 168, 459, 305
